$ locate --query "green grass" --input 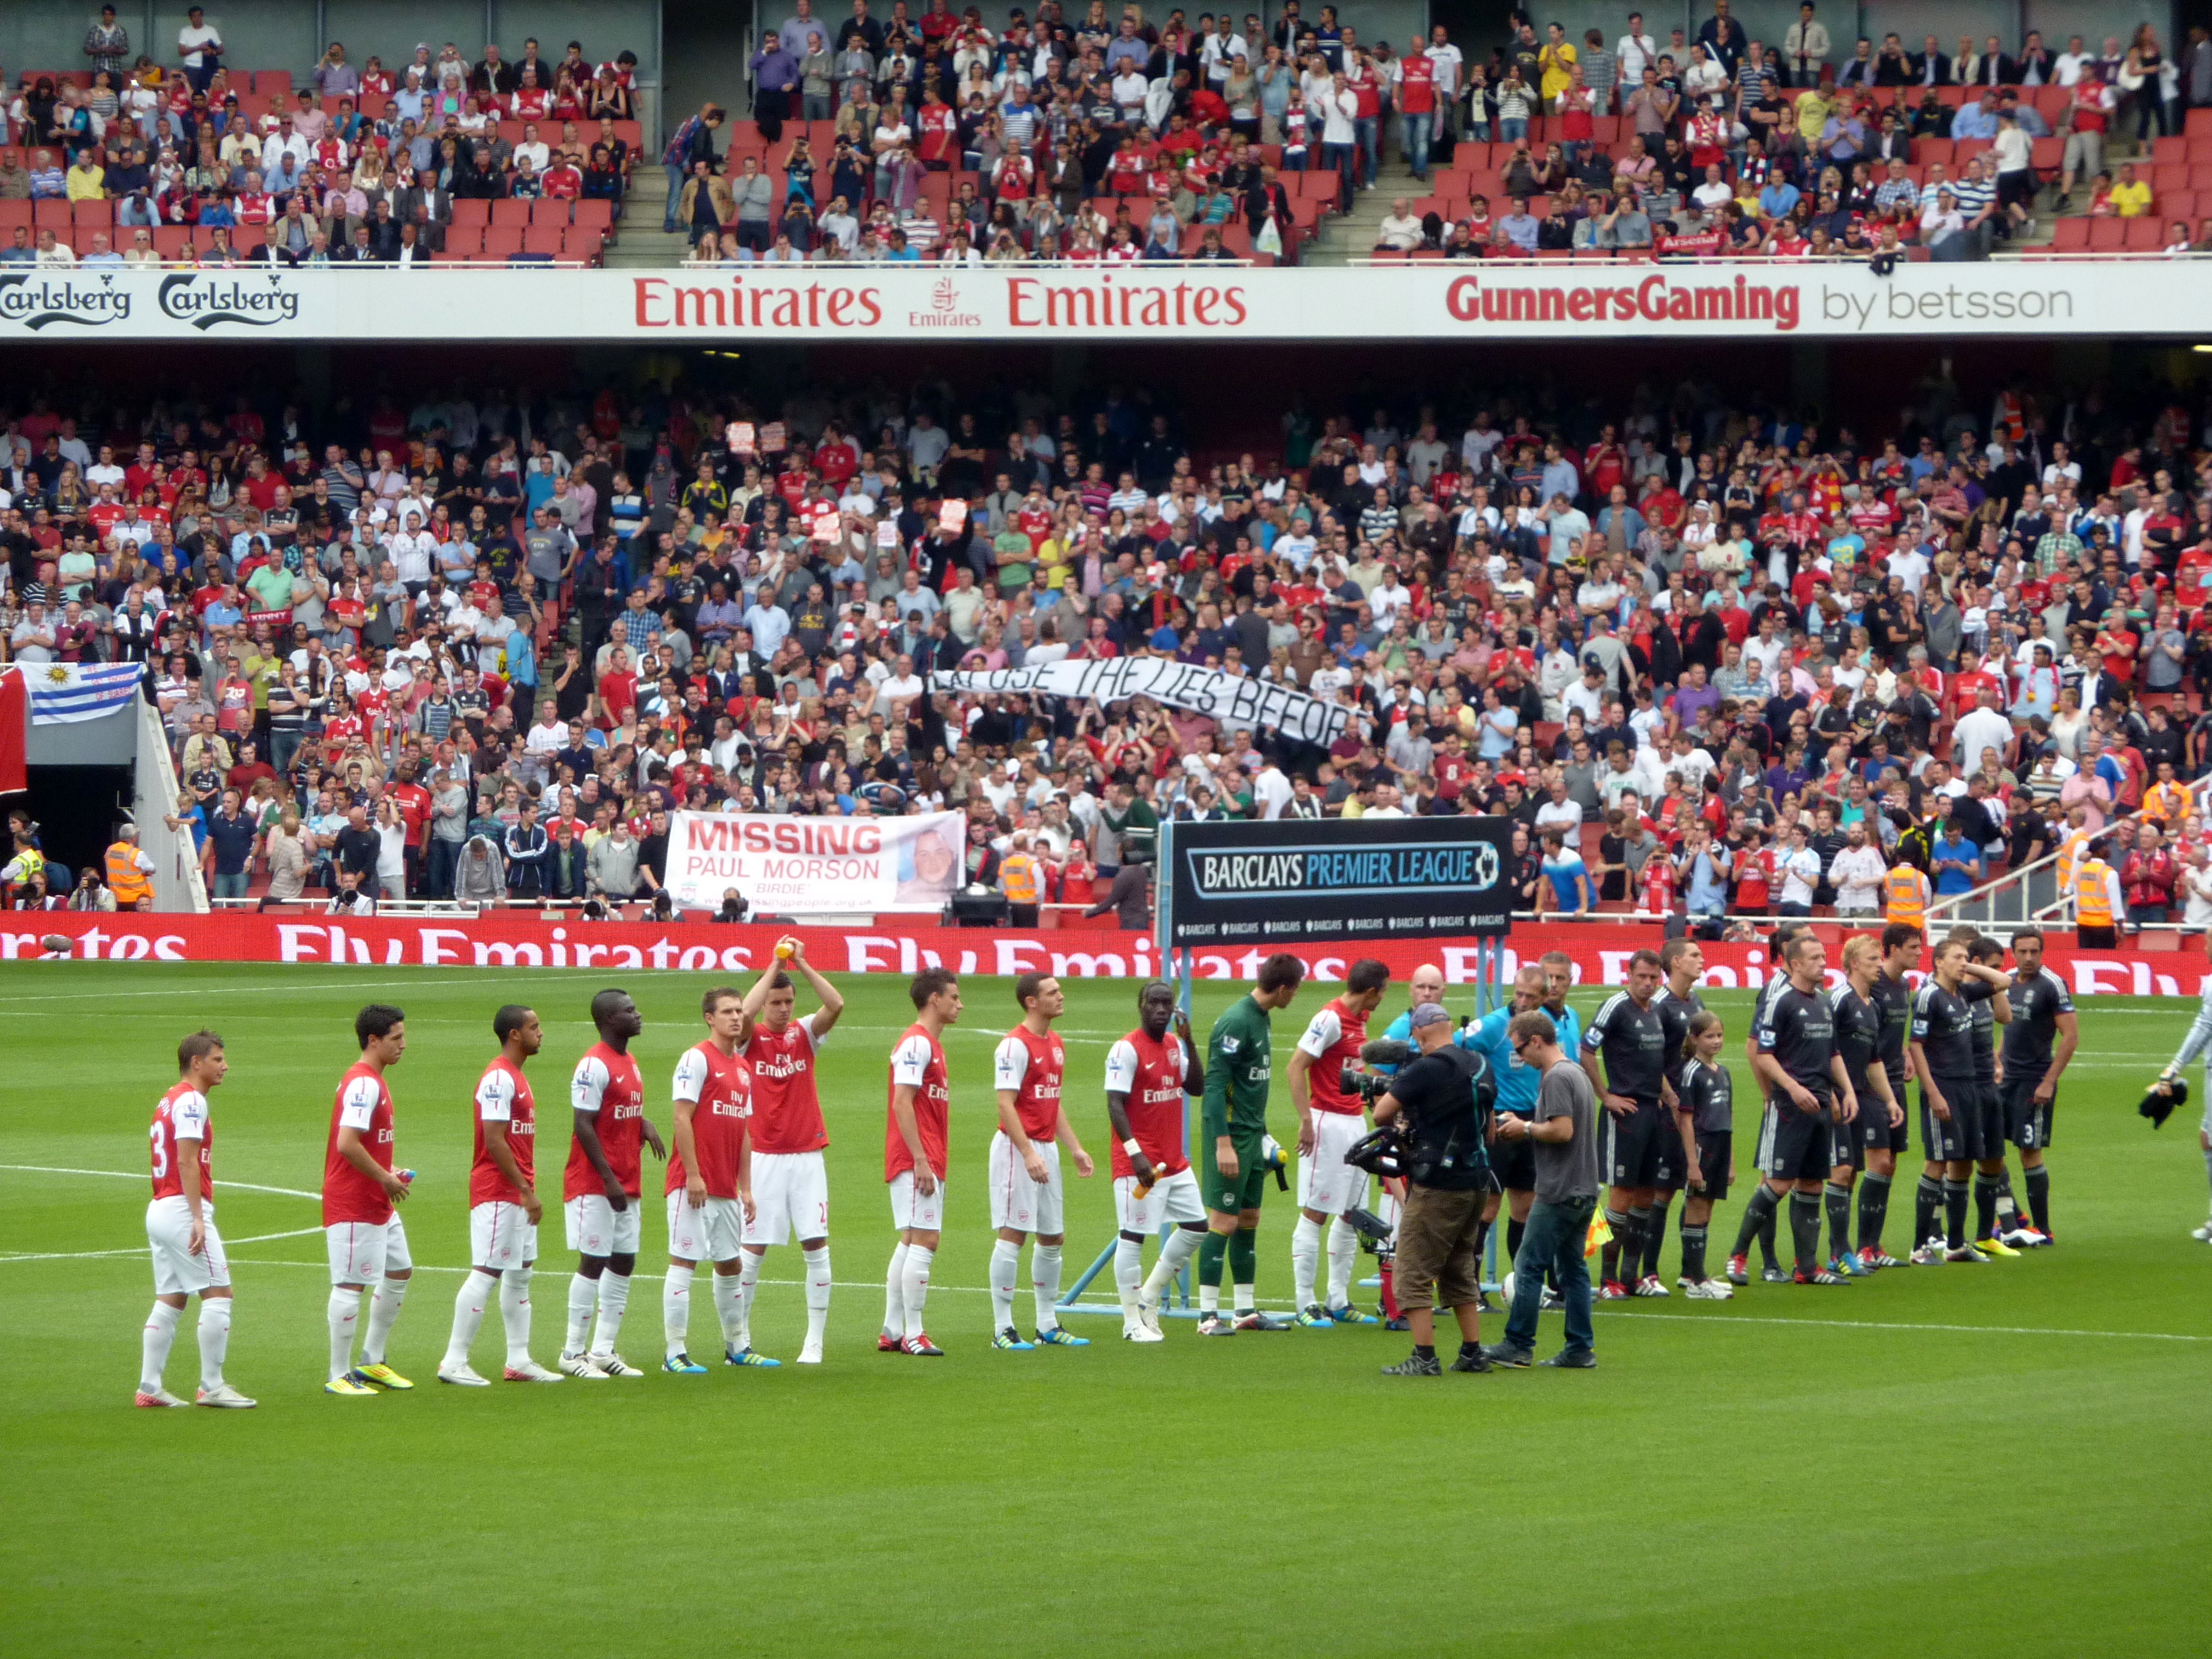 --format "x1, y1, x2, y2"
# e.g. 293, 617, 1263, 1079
2, 962, 2208, 1658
